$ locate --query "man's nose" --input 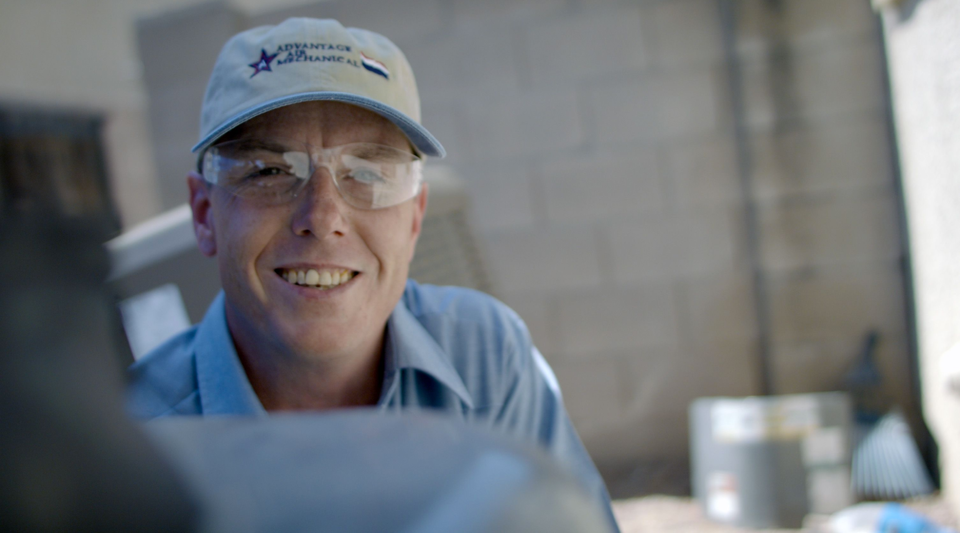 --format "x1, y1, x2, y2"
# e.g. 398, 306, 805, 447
290, 165, 349, 238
